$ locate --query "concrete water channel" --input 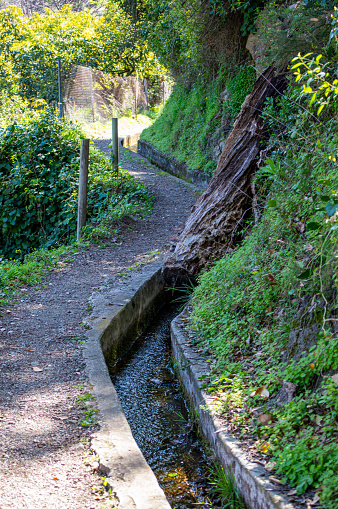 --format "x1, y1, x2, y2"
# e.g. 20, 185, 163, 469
84, 259, 212, 508
84, 258, 296, 509
111, 303, 211, 508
